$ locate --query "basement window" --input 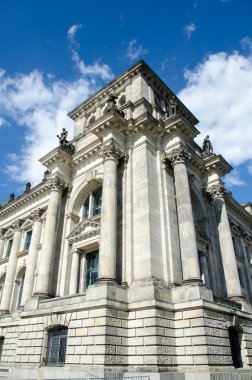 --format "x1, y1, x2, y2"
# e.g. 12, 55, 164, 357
46, 327, 68, 366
